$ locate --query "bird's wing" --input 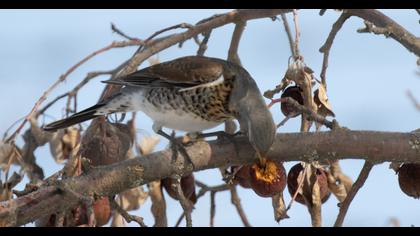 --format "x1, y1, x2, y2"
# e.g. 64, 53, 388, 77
102, 56, 225, 89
